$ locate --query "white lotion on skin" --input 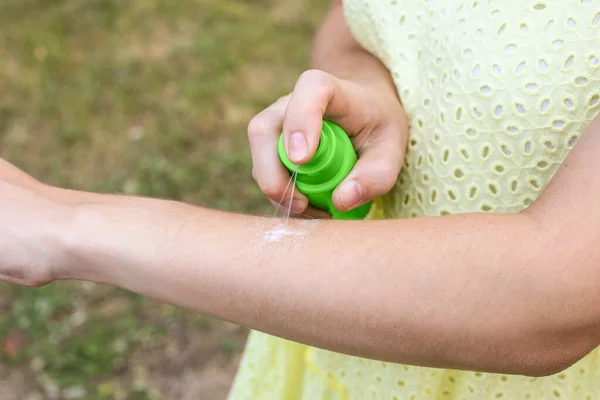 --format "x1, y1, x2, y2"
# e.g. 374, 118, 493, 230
263, 224, 307, 243
261, 219, 321, 246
